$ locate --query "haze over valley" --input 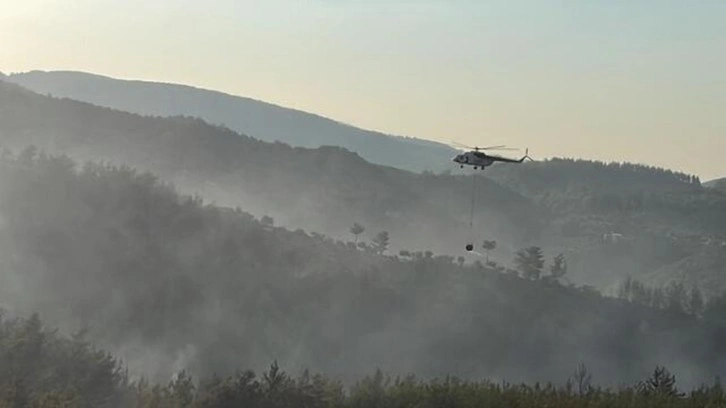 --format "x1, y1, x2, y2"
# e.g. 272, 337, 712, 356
0, 1, 725, 406
1, 77, 724, 293
1, 73, 726, 392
